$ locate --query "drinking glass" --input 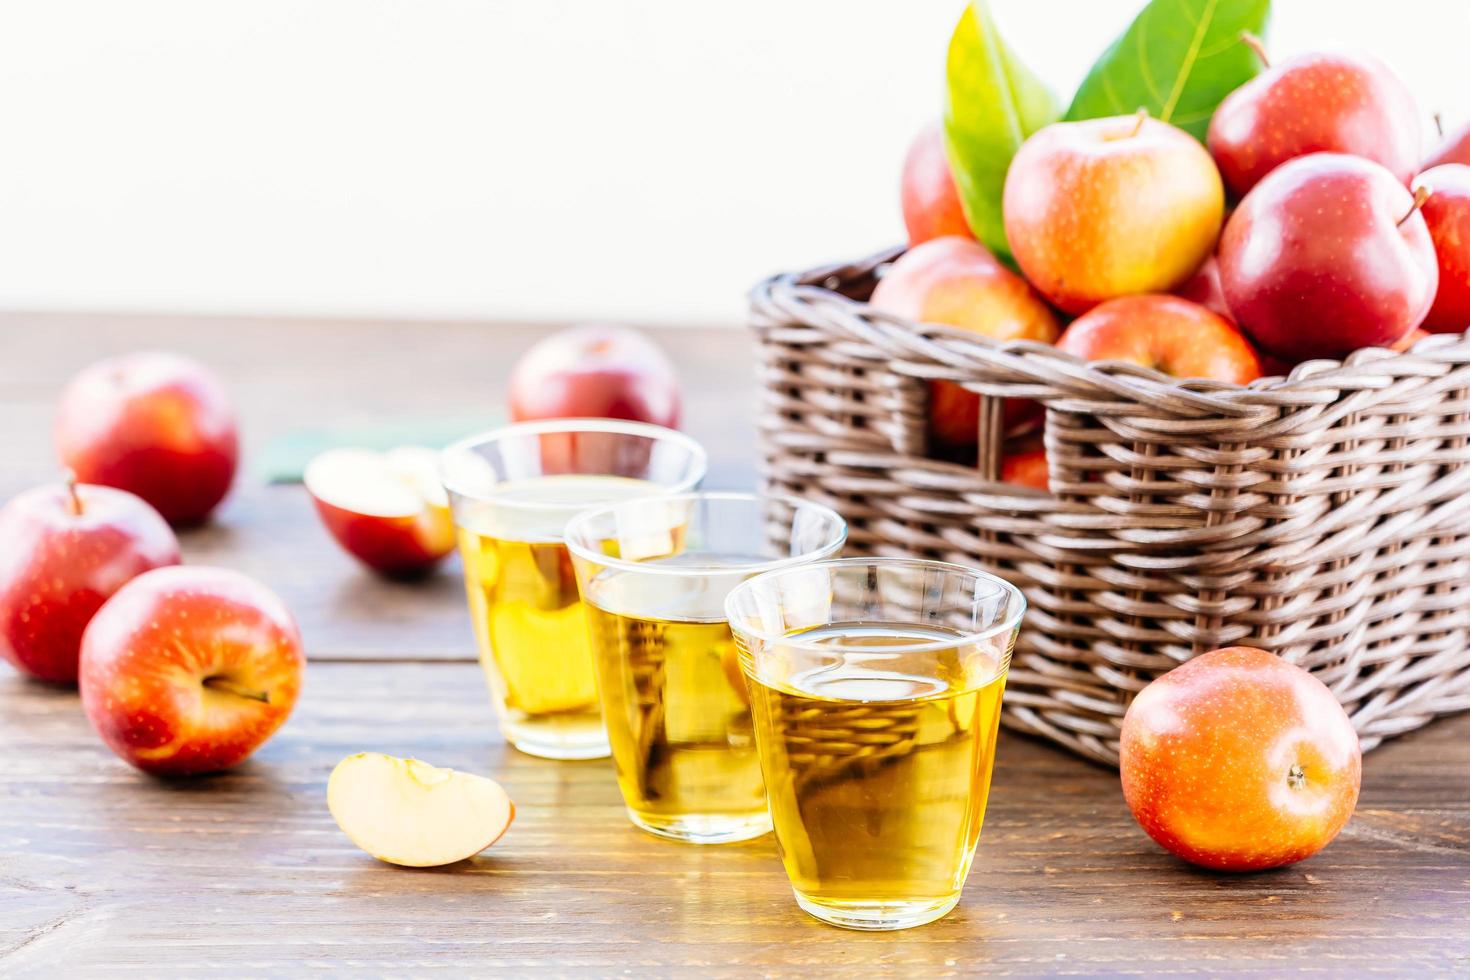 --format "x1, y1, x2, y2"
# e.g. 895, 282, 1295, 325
724, 557, 1025, 930
442, 419, 707, 760
565, 492, 847, 843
